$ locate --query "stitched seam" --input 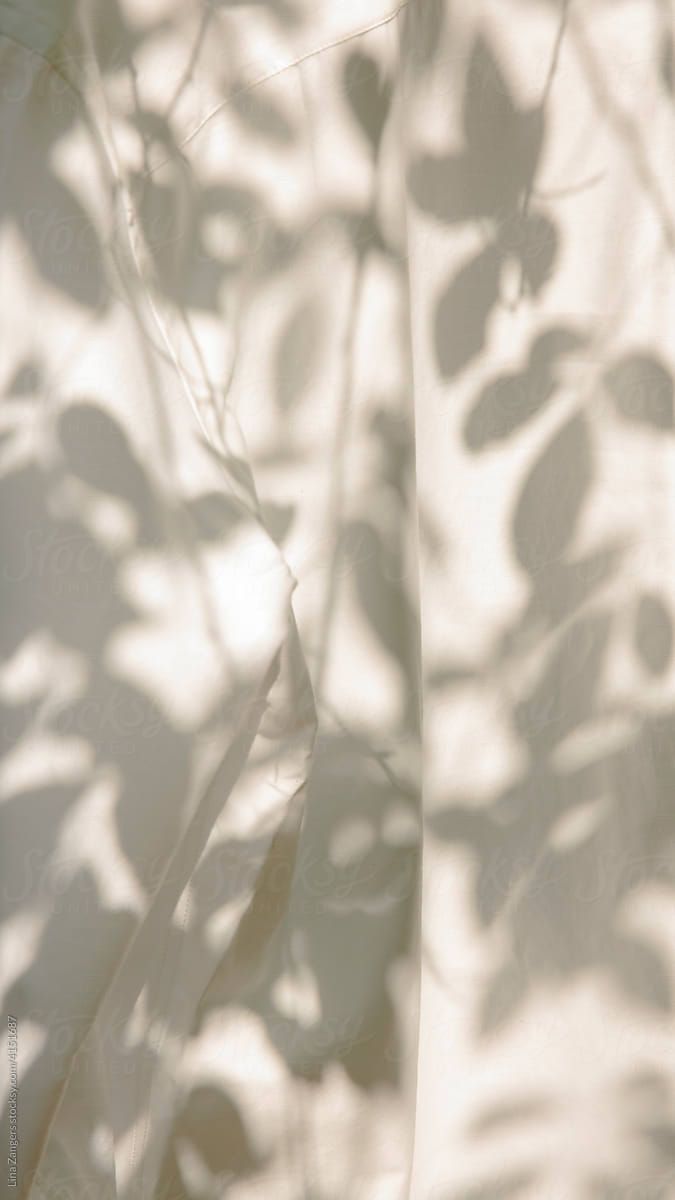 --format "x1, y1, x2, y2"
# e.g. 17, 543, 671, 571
130, 885, 193, 1198
391, 10, 424, 1192
143, 0, 411, 178
0, 25, 84, 99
